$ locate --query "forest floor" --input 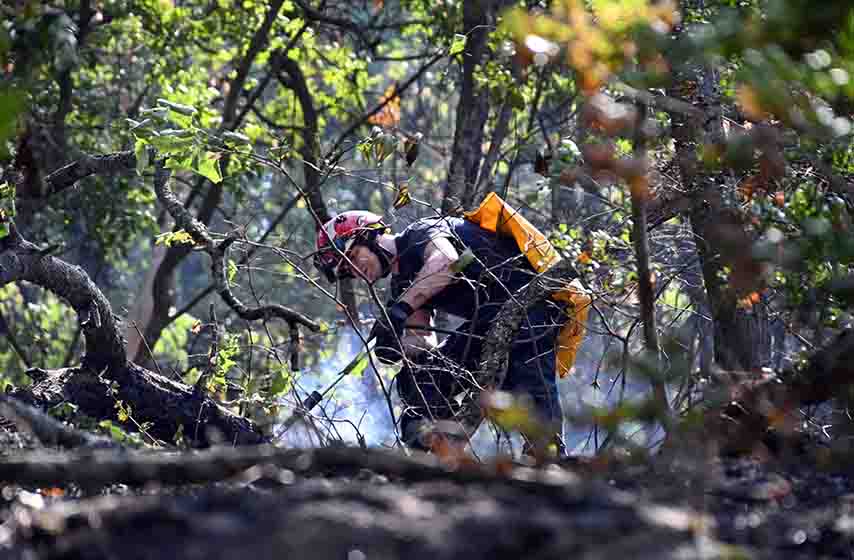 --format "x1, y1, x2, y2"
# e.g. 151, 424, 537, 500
0, 425, 853, 560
